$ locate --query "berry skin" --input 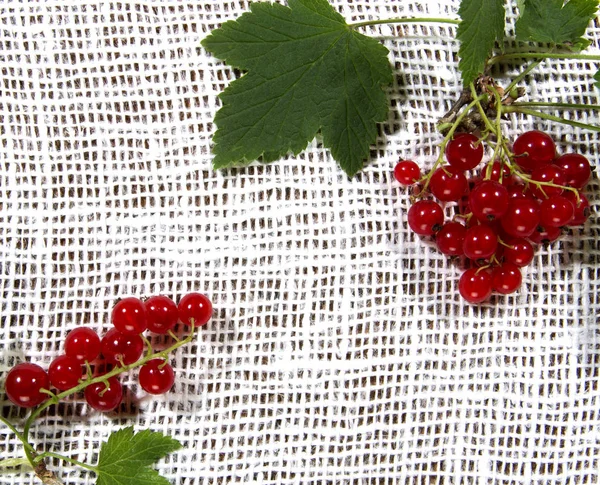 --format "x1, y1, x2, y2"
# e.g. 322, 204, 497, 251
178, 293, 213, 327
501, 199, 540, 238
5, 363, 50, 408
539, 195, 574, 228
64, 327, 101, 363
111, 297, 148, 335
491, 263, 522, 294
503, 238, 534, 267
512, 130, 556, 172
553, 153, 592, 189
101, 328, 144, 365
468, 180, 509, 222
394, 160, 421, 185
407, 200, 444, 236
528, 225, 562, 244
564, 191, 590, 226
84, 376, 123, 412
48, 355, 84, 391
480, 161, 511, 185
138, 359, 175, 395
529, 165, 566, 199
459, 268, 493, 303
445, 133, 484, 171
463, 224, 498, 260
145, 295, 179, 334
436, 222, 466, 256
428, 167, 468, 201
